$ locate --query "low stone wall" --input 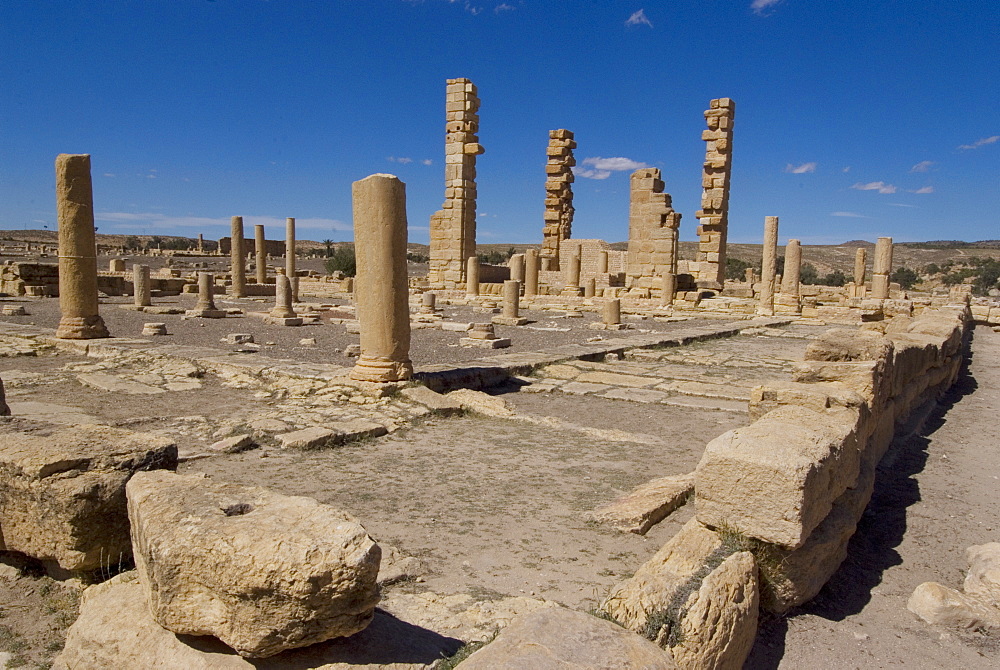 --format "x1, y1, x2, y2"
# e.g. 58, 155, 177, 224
604, 304, 971, 668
